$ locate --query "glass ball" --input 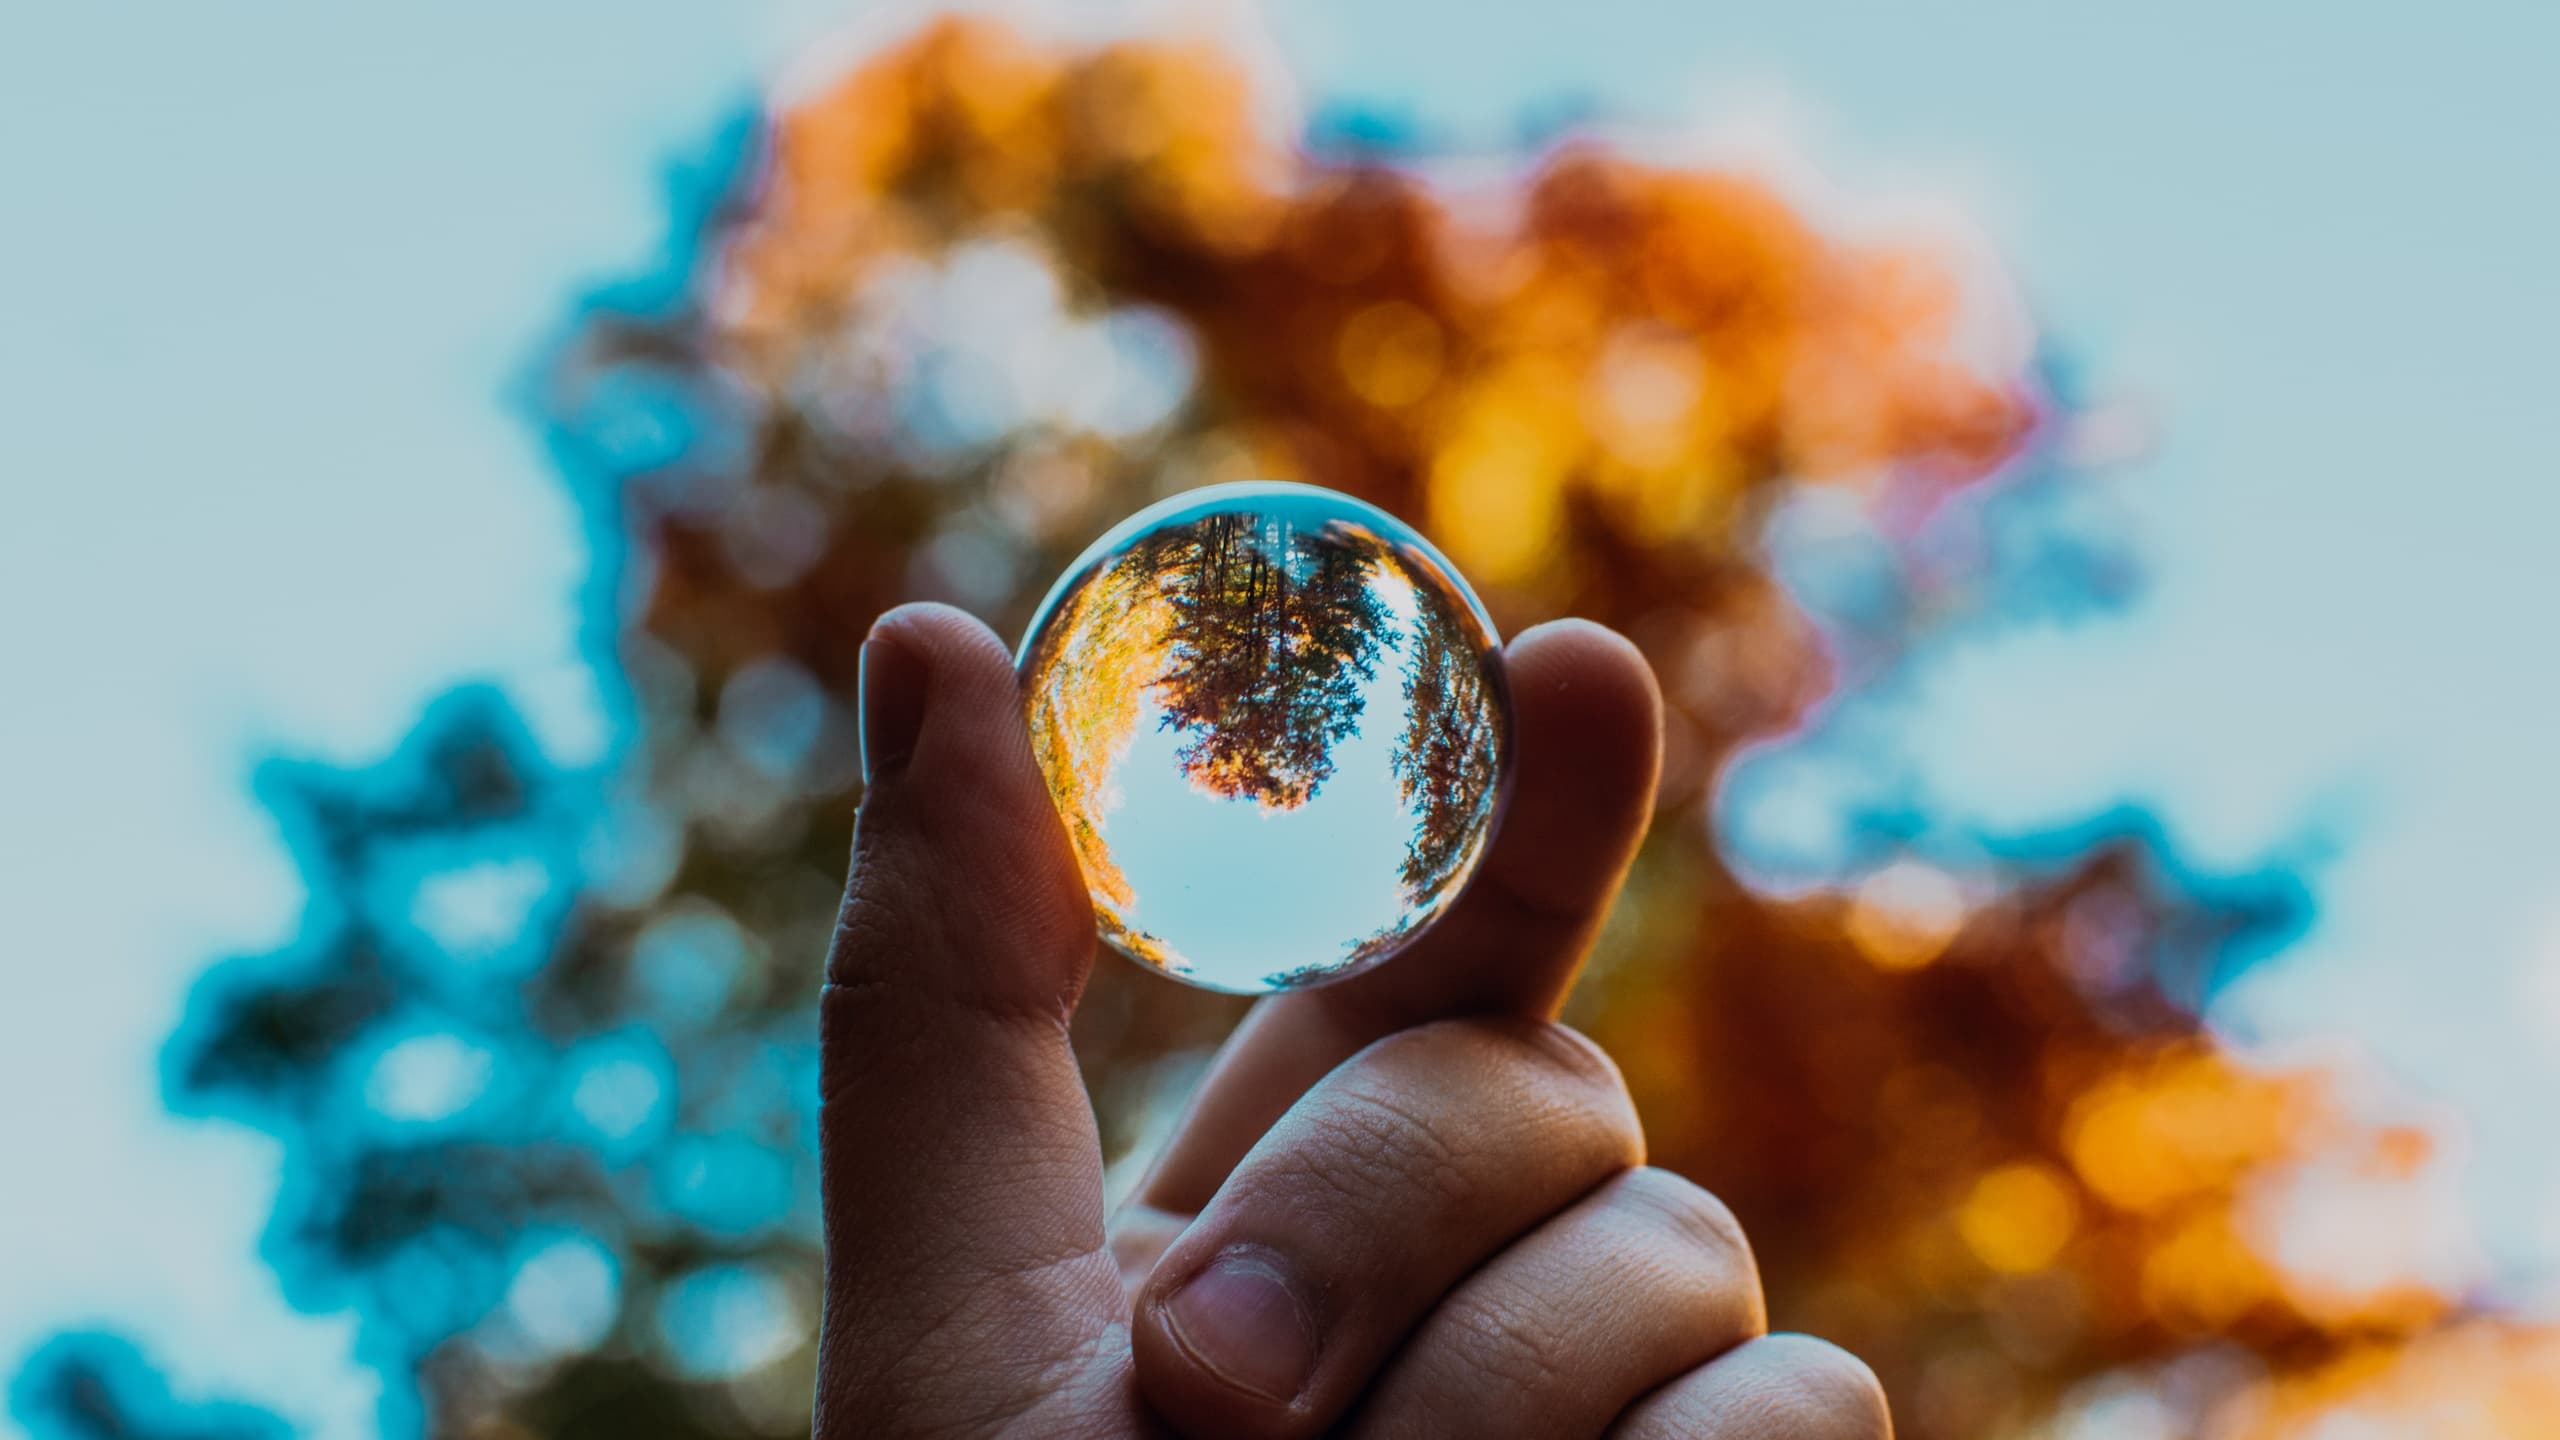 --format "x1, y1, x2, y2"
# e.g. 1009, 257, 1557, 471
1018, 482, 1513, 994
